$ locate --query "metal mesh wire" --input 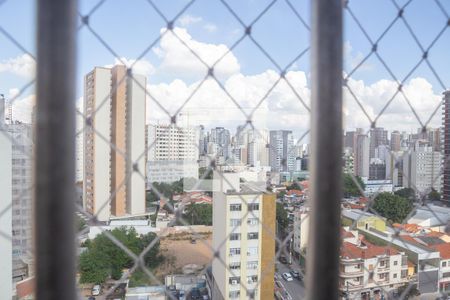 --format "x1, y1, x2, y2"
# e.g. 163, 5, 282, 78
0, 0, 449, 299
